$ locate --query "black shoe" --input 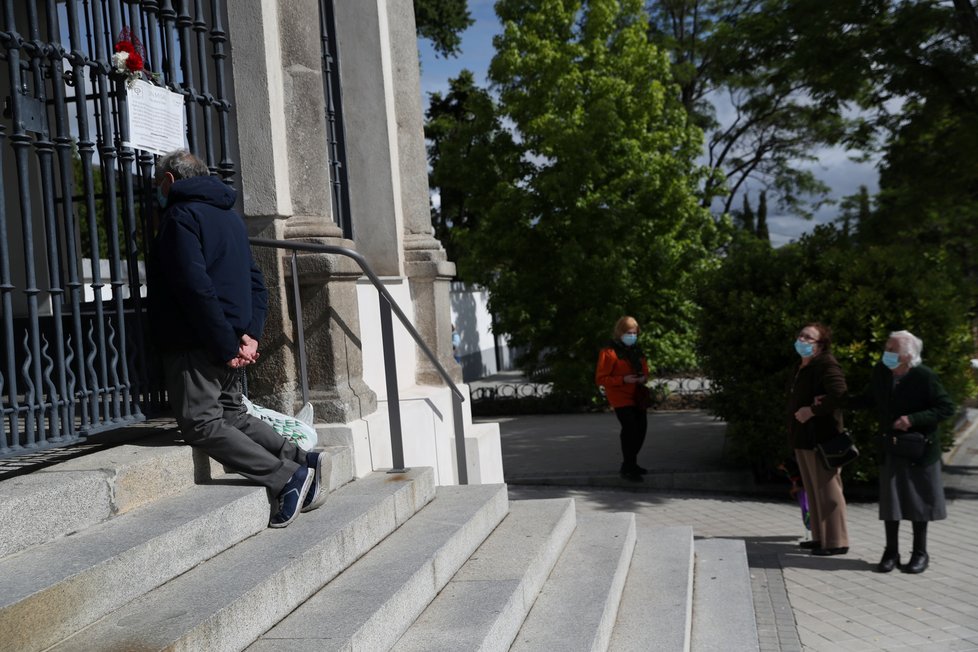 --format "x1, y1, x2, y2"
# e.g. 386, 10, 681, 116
812, 546, 849, 556
876, 549, 900, 573
619, 471, 643, 483
269, 466, 313, 528
799, 540, 821, 550
620, 463, 648, 475
301, 451, 331, 513
901, 551, 929, 574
